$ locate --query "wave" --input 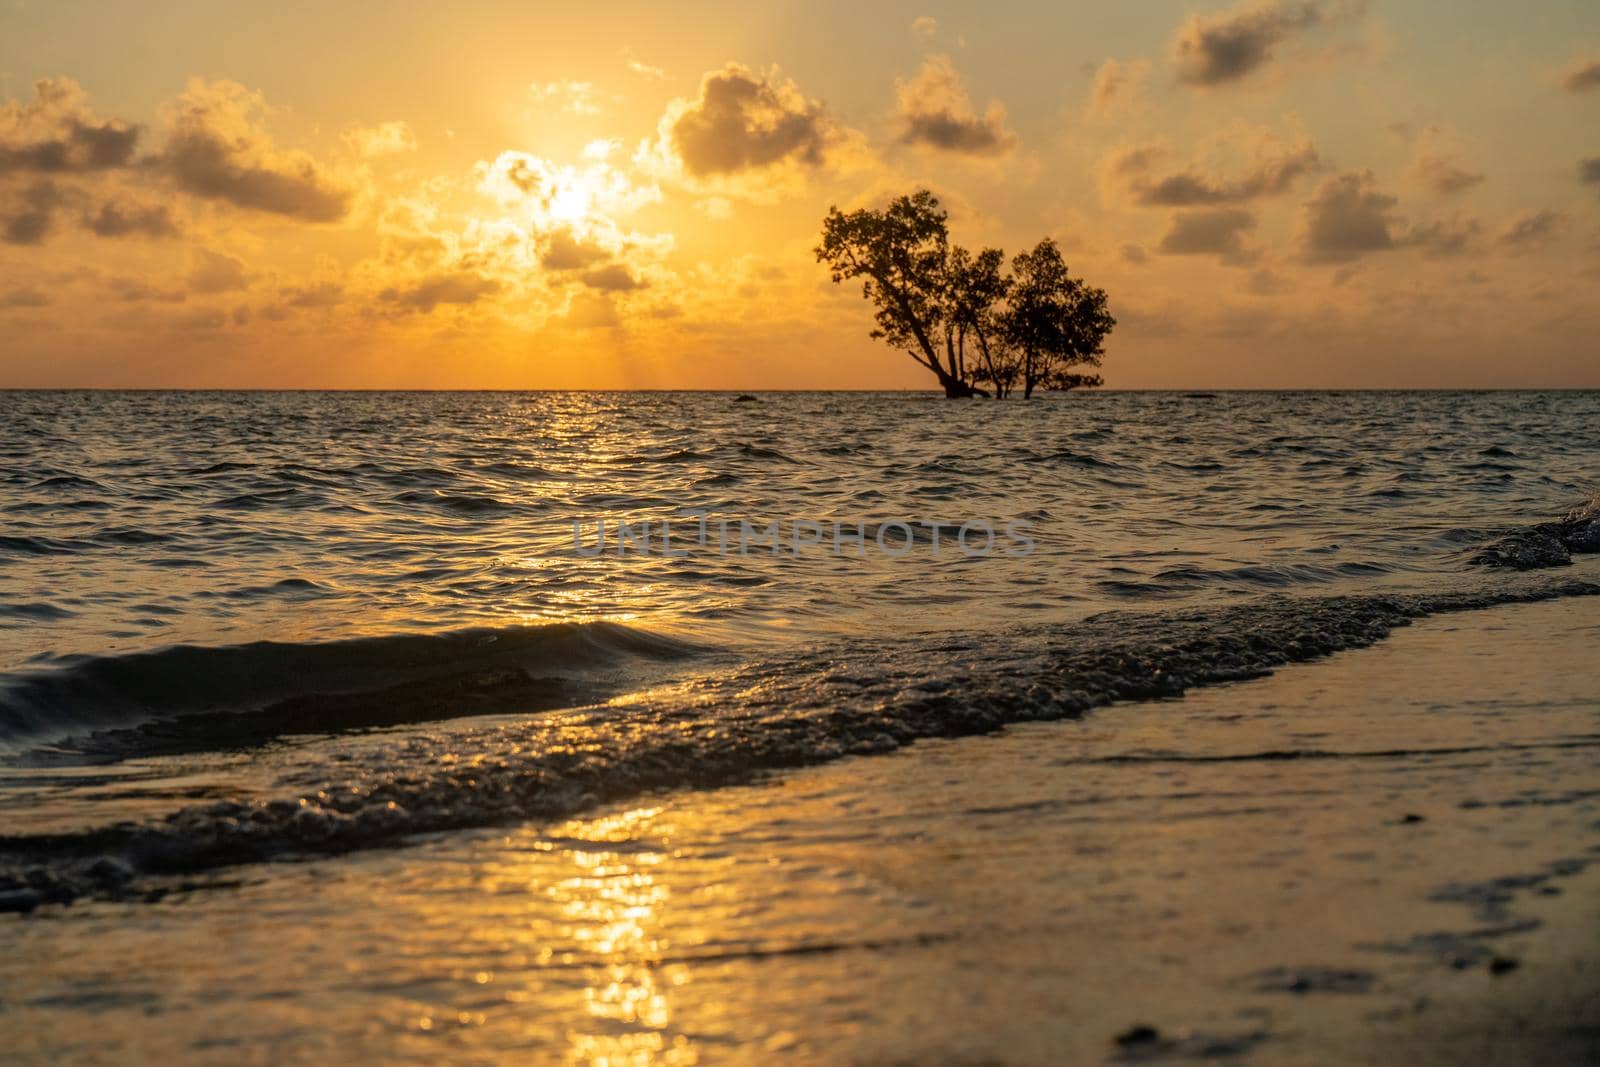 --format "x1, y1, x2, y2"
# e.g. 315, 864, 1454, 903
606, 448, 712, 465
0, 620, 702, 757
29, 474, 113, 493
0, 602, 77, 622
1021, 448, 1118, 469
1, 574, 1596, 911
1096, 559, 1400, 598
390, 488, 522, 515
1472, 498, 1600, 569
0, 534, 92, 557
737, 443, 799, 463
